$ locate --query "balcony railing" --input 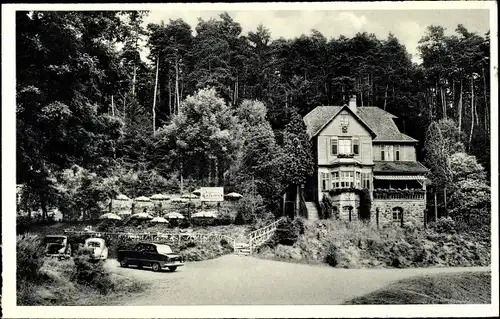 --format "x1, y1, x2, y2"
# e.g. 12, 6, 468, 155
373, 188, 425, 200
